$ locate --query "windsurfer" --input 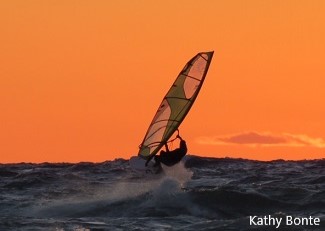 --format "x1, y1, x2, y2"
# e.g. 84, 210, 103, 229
154, 135, 187, 167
